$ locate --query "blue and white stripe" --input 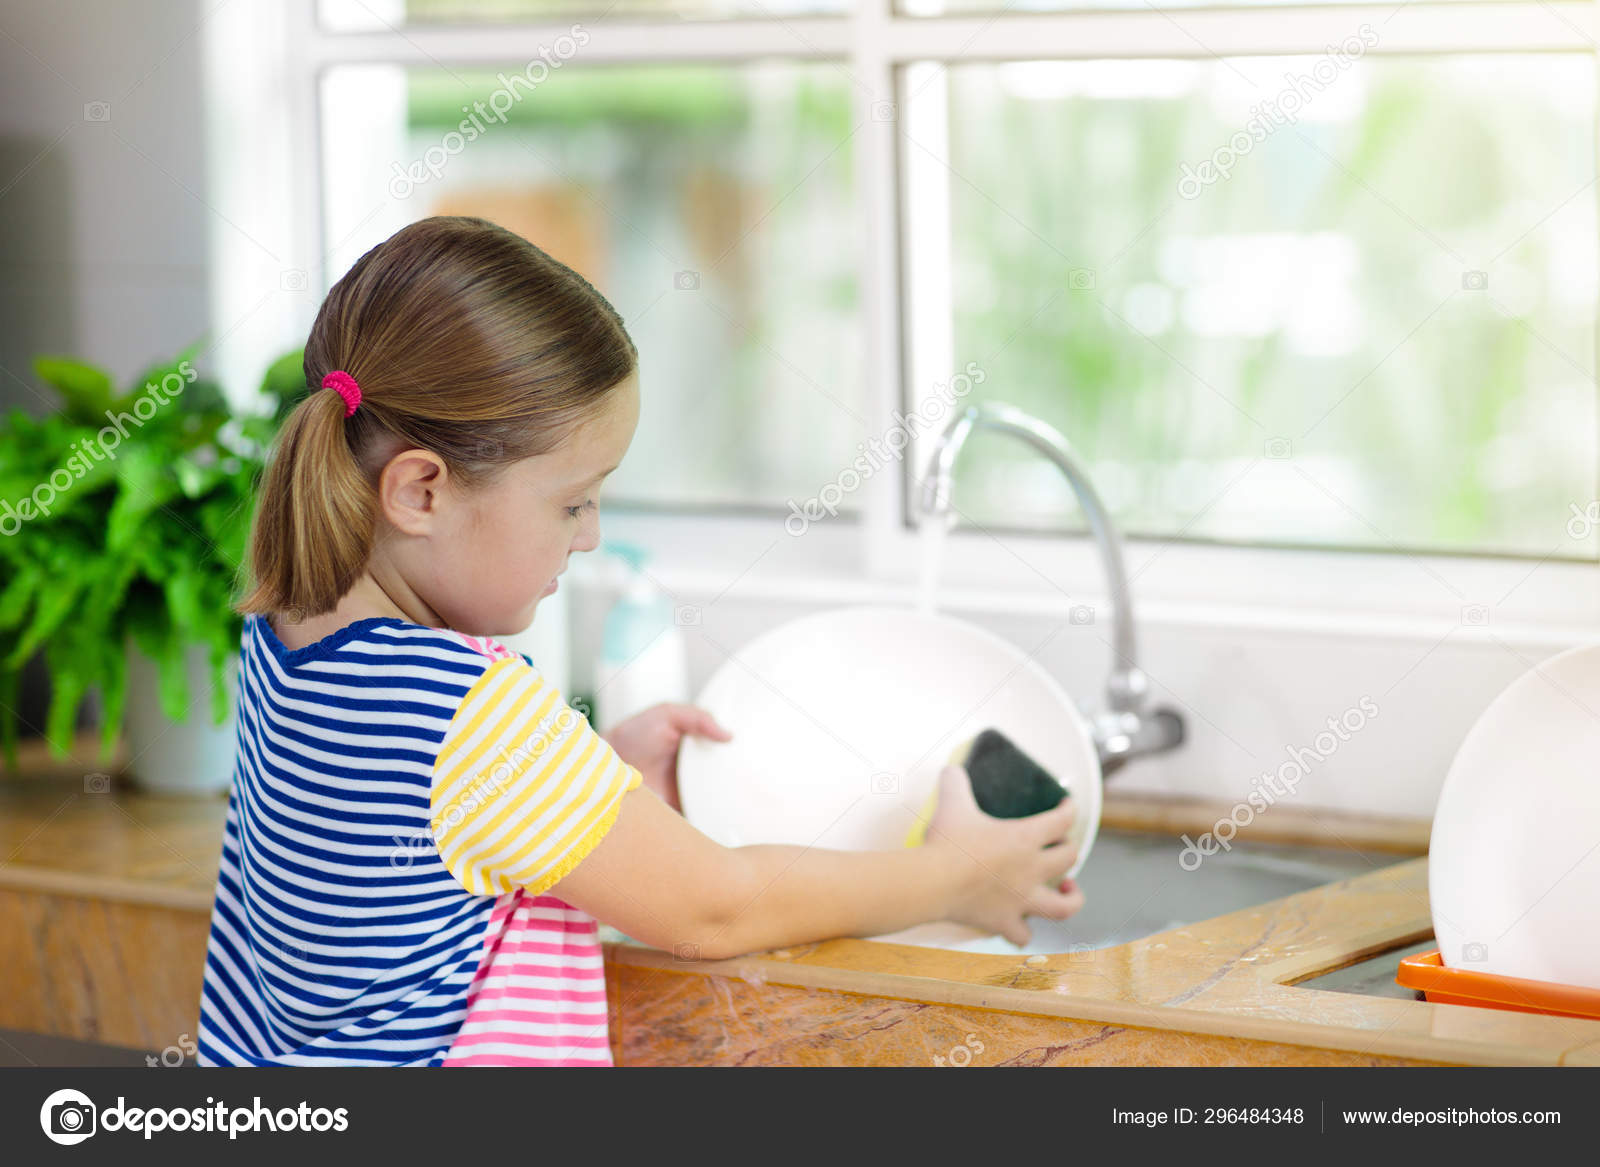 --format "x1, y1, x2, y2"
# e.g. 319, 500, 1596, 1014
197, 615, 503, 1066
